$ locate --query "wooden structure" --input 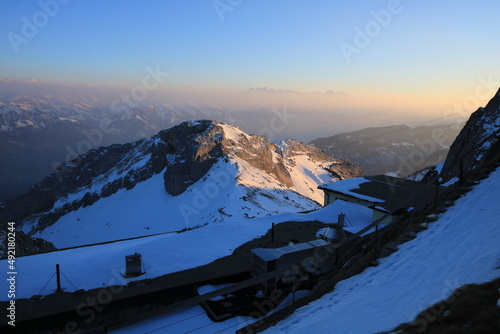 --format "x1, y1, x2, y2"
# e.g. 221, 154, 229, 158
251, 240, 340, 295
319, 175, 440, 225
125, 253, 143, 277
